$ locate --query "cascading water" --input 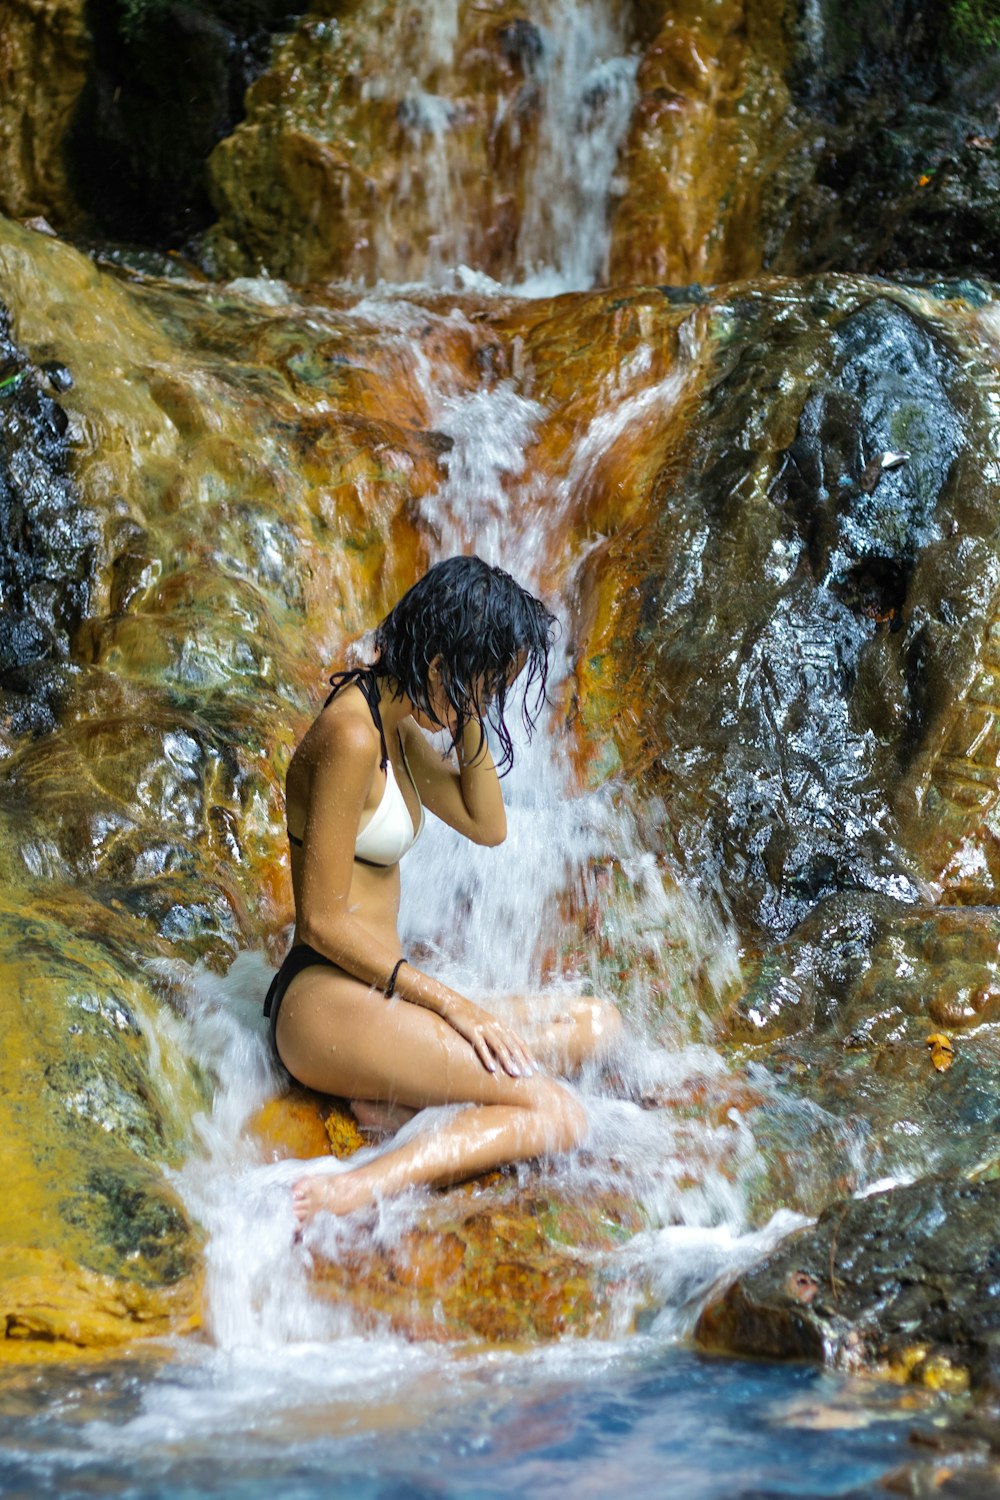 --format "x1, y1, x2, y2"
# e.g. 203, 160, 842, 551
364, 0, 637, 292
513, 3, 638, 293
0, 2, 951, 1493
45, 282, 926, 1493
160, 281, 814, 1372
